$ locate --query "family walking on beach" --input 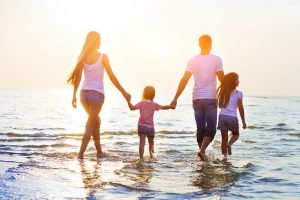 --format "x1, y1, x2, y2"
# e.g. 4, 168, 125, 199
67, 31, 247, 161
